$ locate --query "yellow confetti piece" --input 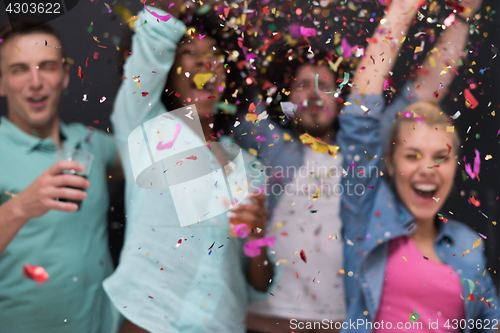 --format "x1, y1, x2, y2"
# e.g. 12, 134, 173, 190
360, 105, 369, 112
268, 143, 274, 147
283, 133, 292, 141
446, 126, 455, 132
402, 256, 407, 262
493, 221, 497, 226
429, 56, 435, 68
299, 133, 339, 157
416, 152, 422, 159
344, 101, 352, 105
157, 130, 163, 139
462, 249, 470, 257
176, 66, 182, 75
469, 68, 475, 74
125, 15, 139, 23
291, 202, 296, 206
193, 73, 213, 90
245, 113, 258, 122
339, 269, 345, 275
4, 190, 17, 198
414, 46, 421, 53
472, 238, 482, 249
65, 57, 74, 65
248, 148, 257, 156
312, 189, 321, 201
145, 252, 150, 257
236, 185, 243, 194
